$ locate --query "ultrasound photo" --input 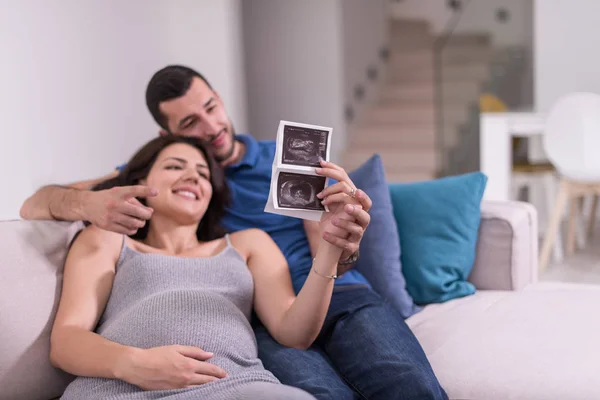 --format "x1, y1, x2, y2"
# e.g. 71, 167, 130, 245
277, 172, 327, 211
281, 125, 329, 167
